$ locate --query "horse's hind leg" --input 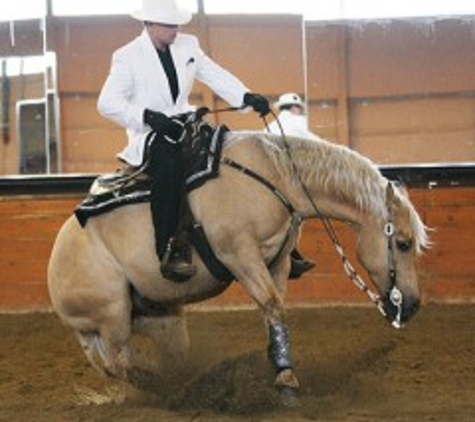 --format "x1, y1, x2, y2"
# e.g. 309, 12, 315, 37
76, 330, 111, 377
